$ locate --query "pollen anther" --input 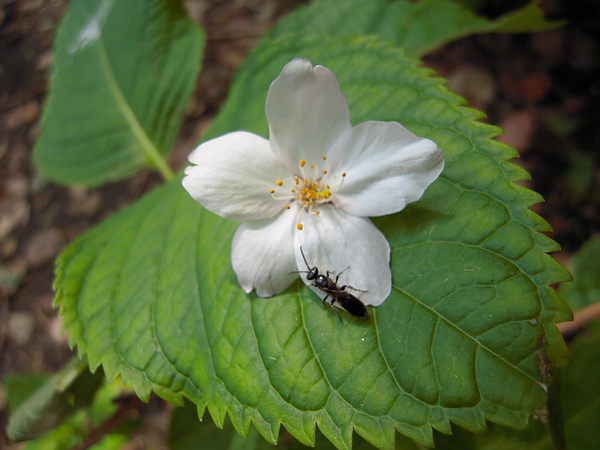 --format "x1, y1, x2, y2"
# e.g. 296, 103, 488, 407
272, 154, 347, 218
